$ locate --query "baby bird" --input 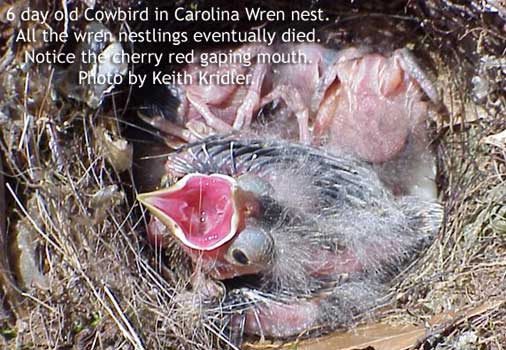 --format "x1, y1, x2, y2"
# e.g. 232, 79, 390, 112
137, 136, 442, 339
